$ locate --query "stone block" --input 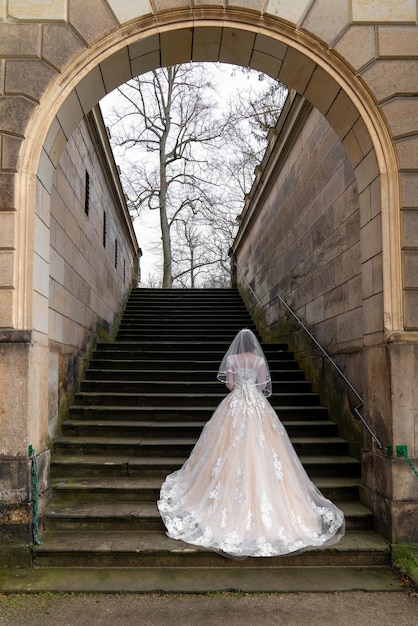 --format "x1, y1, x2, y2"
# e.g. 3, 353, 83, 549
0, 96, 37, 137
36, 149, 55, 193
336, 306, 363, 343
250, 49, 282, 78
360, 214, 382, 262
192, 27, 222, 62
1, 134, 22, 172
352, 0, 416, 23
0, 23, 41, 57
305, 295, 324, 325
279, 47, 316, 95
378, 25, 418, 57
0, 250, 13, 287
160, 28, 193, 67
266, 0, 311, 24
400, 171, 418, 208
0, 212, 15, 248
395, 135, 418, 170
334, 25, 375, 71
354, 150, 379, 194
0, 289, 14, 327
363, 292, 384, 335
401, 209, 418, 248
5, 59, 58, 103
219, 28, 256, 68
381, 97, 418, 138
301, 0, 349, 46
0, 457, 31, 504
0, 172, 15, 210
100, 47, 131, 93
403, 290, 418, 329
56, 90, 84, 140
326, 89, 359, 141
8, 0, 66, 20
42, 24, 85, 72
69, 0, 118, 46
361, 59, 418, 103
75, 66, 106, 115
304, 67, 340, 116
106, 0, 152, 23
32, 290, 49, 335
348, 274, 362, 309
402, 250, 418, 289
324, 283, 348, 319
228, 0, 264, 10
153, 0, 190, 10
